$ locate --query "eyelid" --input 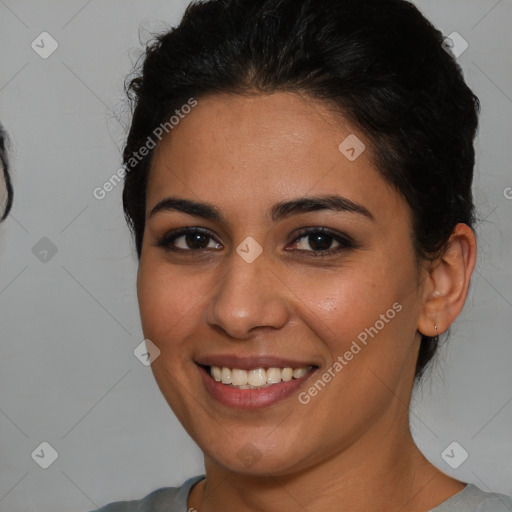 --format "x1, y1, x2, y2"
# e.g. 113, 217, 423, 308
155, 225, 357, 256
155, 227, 223, 251
288, 226, 357, 253
291, 226, 354, 243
